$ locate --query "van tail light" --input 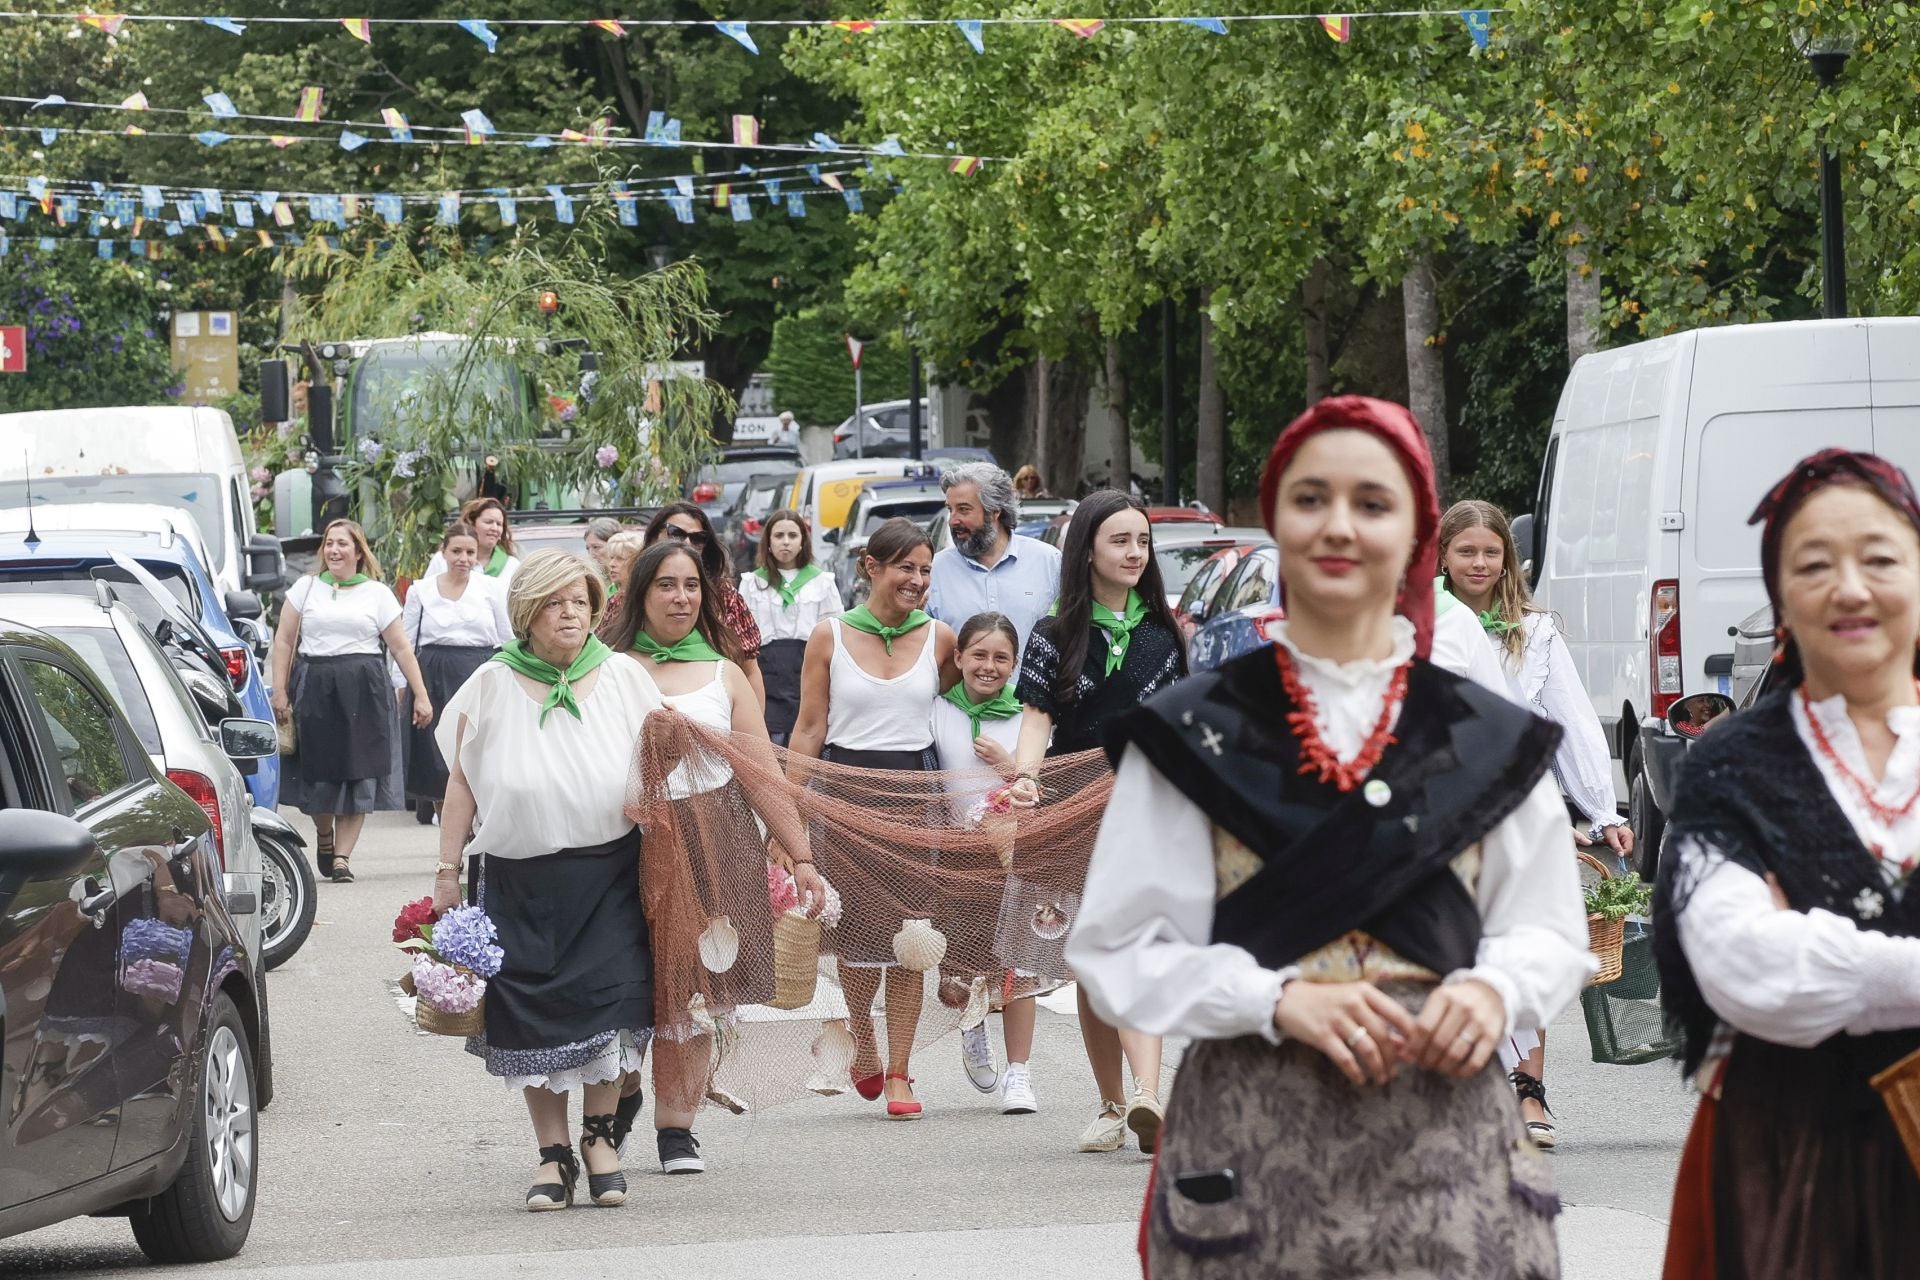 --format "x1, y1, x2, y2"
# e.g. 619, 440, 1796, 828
692, 482, 721, 504
166, 768, 224, 870
220, 645, 249, 690
1650, 579, 1682, 718
742, 517, 762, 537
